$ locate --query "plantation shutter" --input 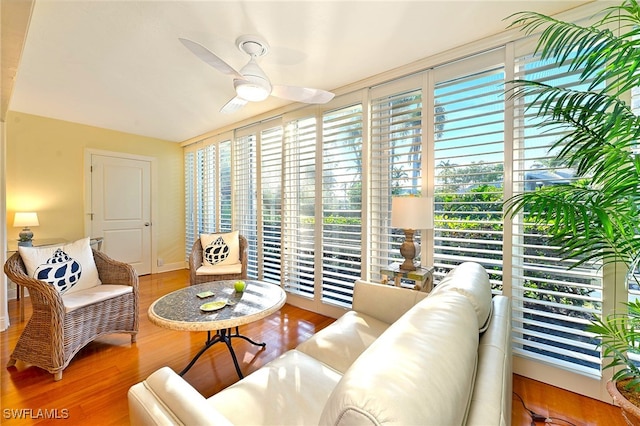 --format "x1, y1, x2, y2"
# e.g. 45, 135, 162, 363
219, 140, 233, 232
369, 77, 424, 281
184, 139, 233, 259
510, 48, 603, 376
261, 126, 283, 284
198, 144, 216, 234
321, 104, 363, 307
184, 151, 196, 258
432, 50, 505, 290
234, 132, 258, 278
283, 115, 317, 298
